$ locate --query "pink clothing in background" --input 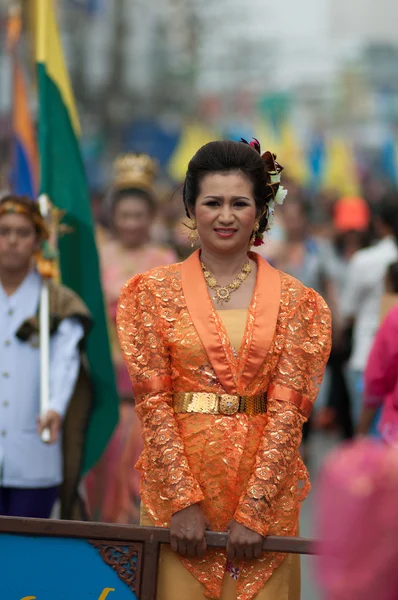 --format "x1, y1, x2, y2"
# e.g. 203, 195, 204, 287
364, 305, 398, 446
100, 240, 178, 397
315, 439, 398, 600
